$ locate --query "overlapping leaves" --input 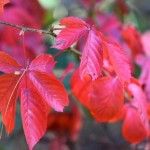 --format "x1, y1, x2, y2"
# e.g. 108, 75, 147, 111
0, 52, 69, 150
53, 16, 131, 84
